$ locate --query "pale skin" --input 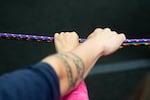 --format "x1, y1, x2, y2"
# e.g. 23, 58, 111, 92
54, 32, 79, 53
54, 32, 88, 99
42, 28, 126, 96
